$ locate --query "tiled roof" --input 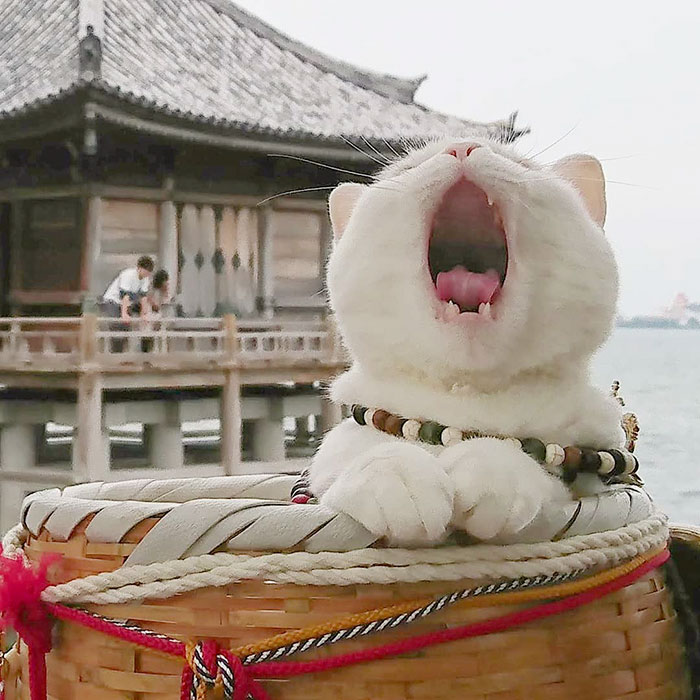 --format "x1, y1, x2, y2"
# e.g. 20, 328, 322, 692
0, 0, 514, 142
0, 0, 79, 113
